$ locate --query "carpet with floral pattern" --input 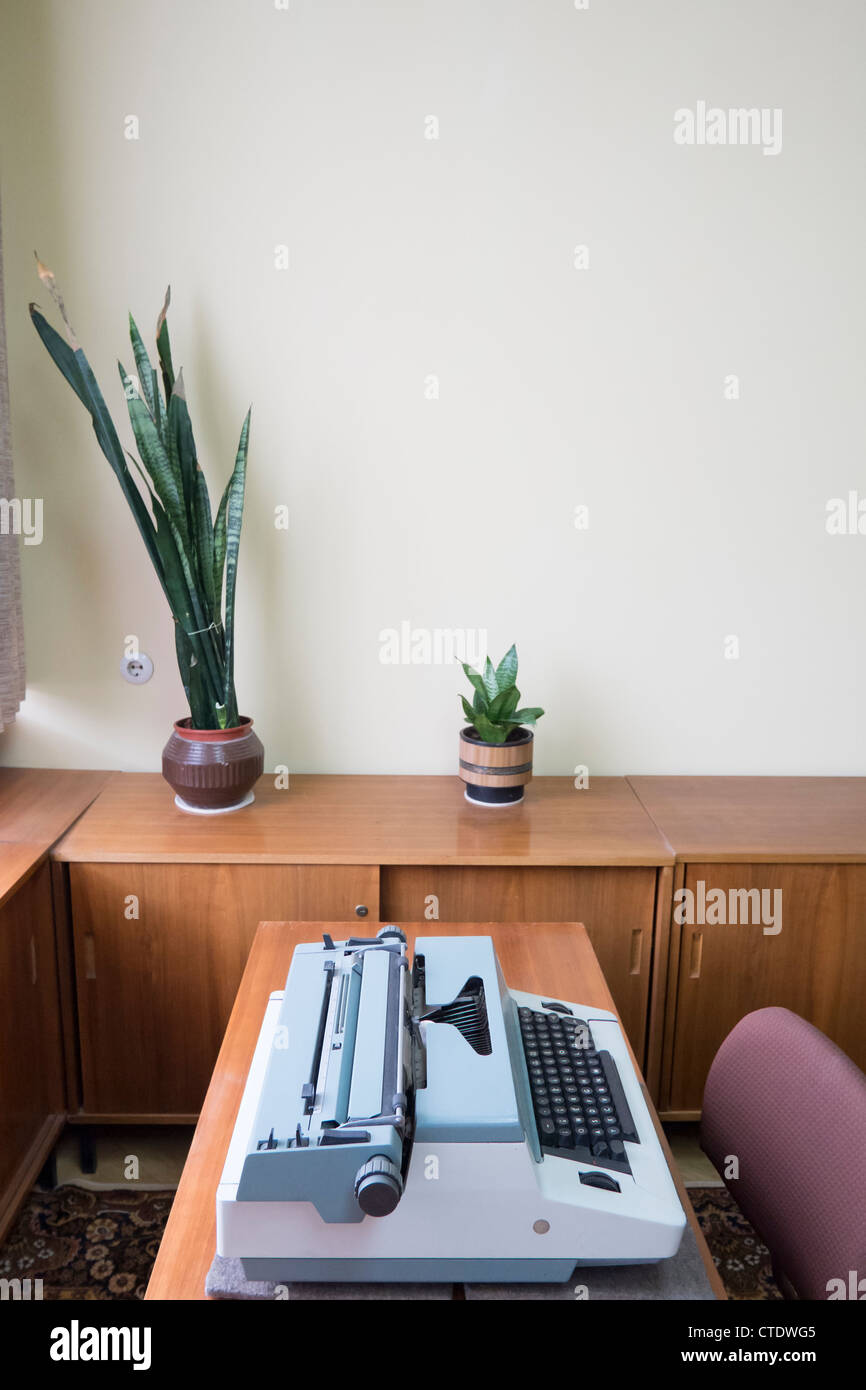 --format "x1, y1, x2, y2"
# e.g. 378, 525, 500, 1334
689, 1185, 782, 1300
1, 1183, 781, 1300
0, 1186, 175, 1300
